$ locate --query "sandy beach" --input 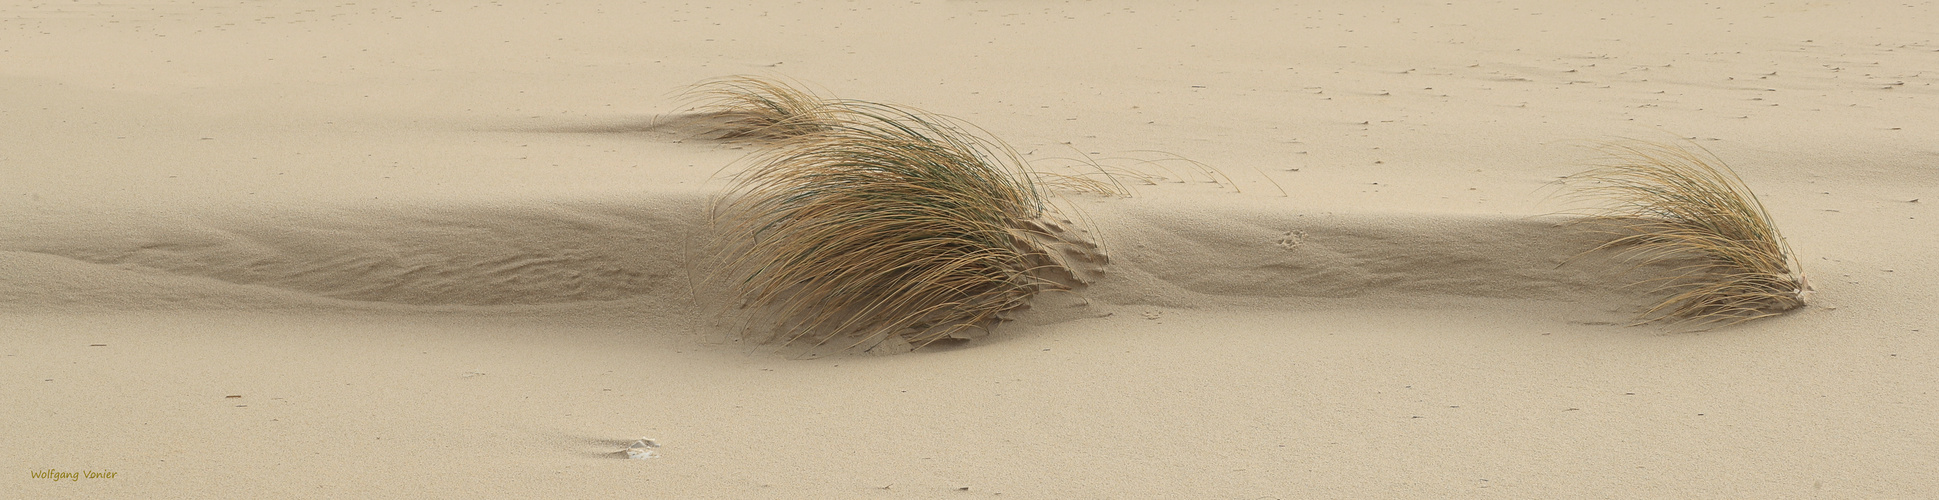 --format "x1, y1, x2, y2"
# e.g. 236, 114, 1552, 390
4, 1, 1935, 497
